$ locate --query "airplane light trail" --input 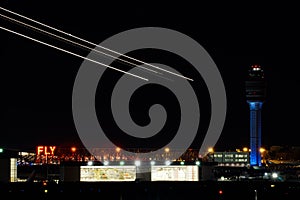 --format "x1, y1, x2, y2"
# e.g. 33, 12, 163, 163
0, 6, 194, 82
